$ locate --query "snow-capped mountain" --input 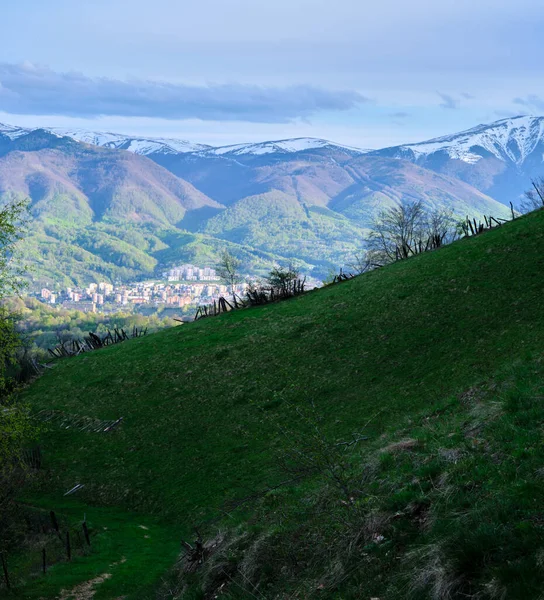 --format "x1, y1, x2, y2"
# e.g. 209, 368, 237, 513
0, 124, 368, 158
196, 137, 370, 157
0, 123, 210, 155
0, 117, 516, 286
2, 116, 543, 206
374, 116, 544, 166
371, 116, 544, 206
47, 128, 211, 155
0, 122, 34, 140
